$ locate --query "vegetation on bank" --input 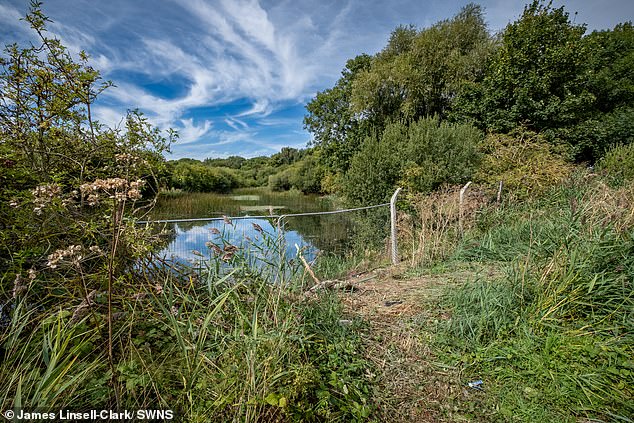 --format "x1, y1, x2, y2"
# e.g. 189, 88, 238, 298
165, 1, 634, 209
426, 173, 633, 421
